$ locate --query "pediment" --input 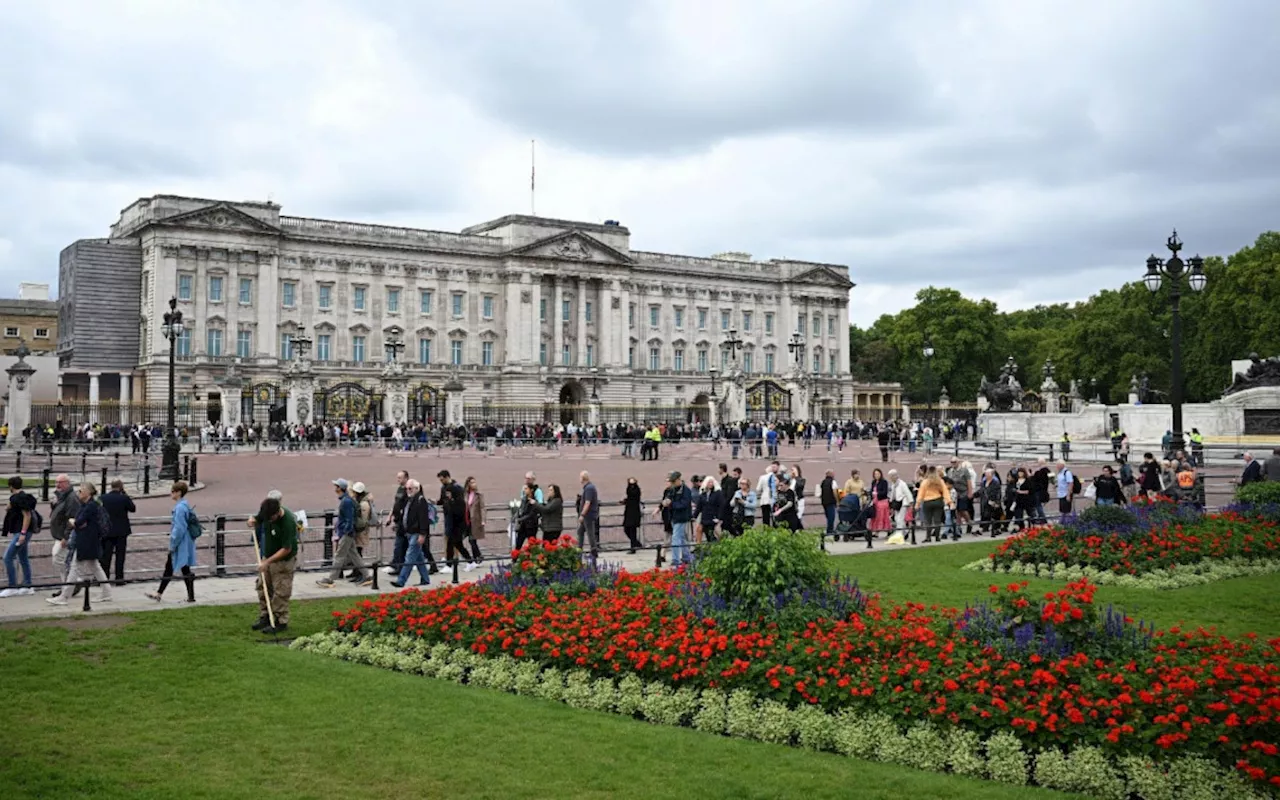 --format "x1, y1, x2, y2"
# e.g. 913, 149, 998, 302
415, 325, 437, 337
156, 203, 282, 234
349, 323, 371, 334
313, 321, 336, 332
646, 336, 663, 346
448, 327, 468, 338
383, 324, 405, 337
477, 329, 499, 342
792, 265, 854, 289
507, 230, 633, 264
206, 314, 226, 325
